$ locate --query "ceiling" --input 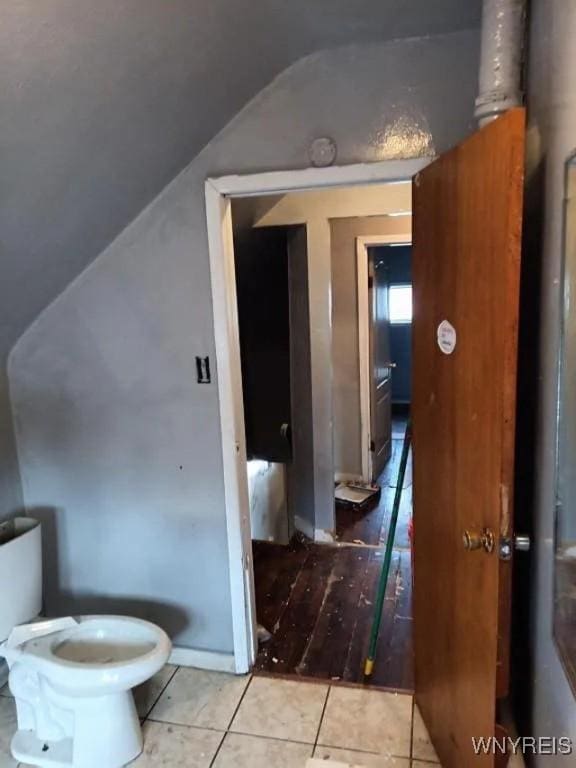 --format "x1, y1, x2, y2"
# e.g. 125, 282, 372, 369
0, 0, 482, 356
